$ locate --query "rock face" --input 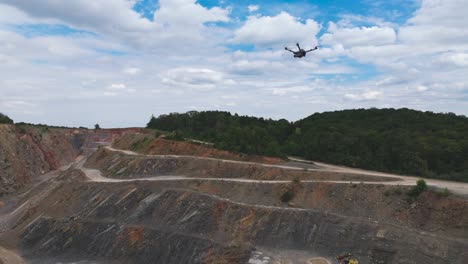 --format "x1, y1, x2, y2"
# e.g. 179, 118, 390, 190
0, 125, 84, 195
21, 218, 251, 264
7, 176, 468, 264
